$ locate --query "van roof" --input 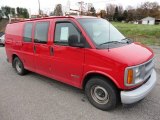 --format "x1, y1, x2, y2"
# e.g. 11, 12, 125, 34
9, 16, 97, 24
